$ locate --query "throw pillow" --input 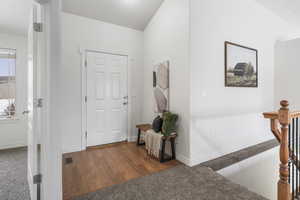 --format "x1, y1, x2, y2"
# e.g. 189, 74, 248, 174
152, 116, 163, 133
